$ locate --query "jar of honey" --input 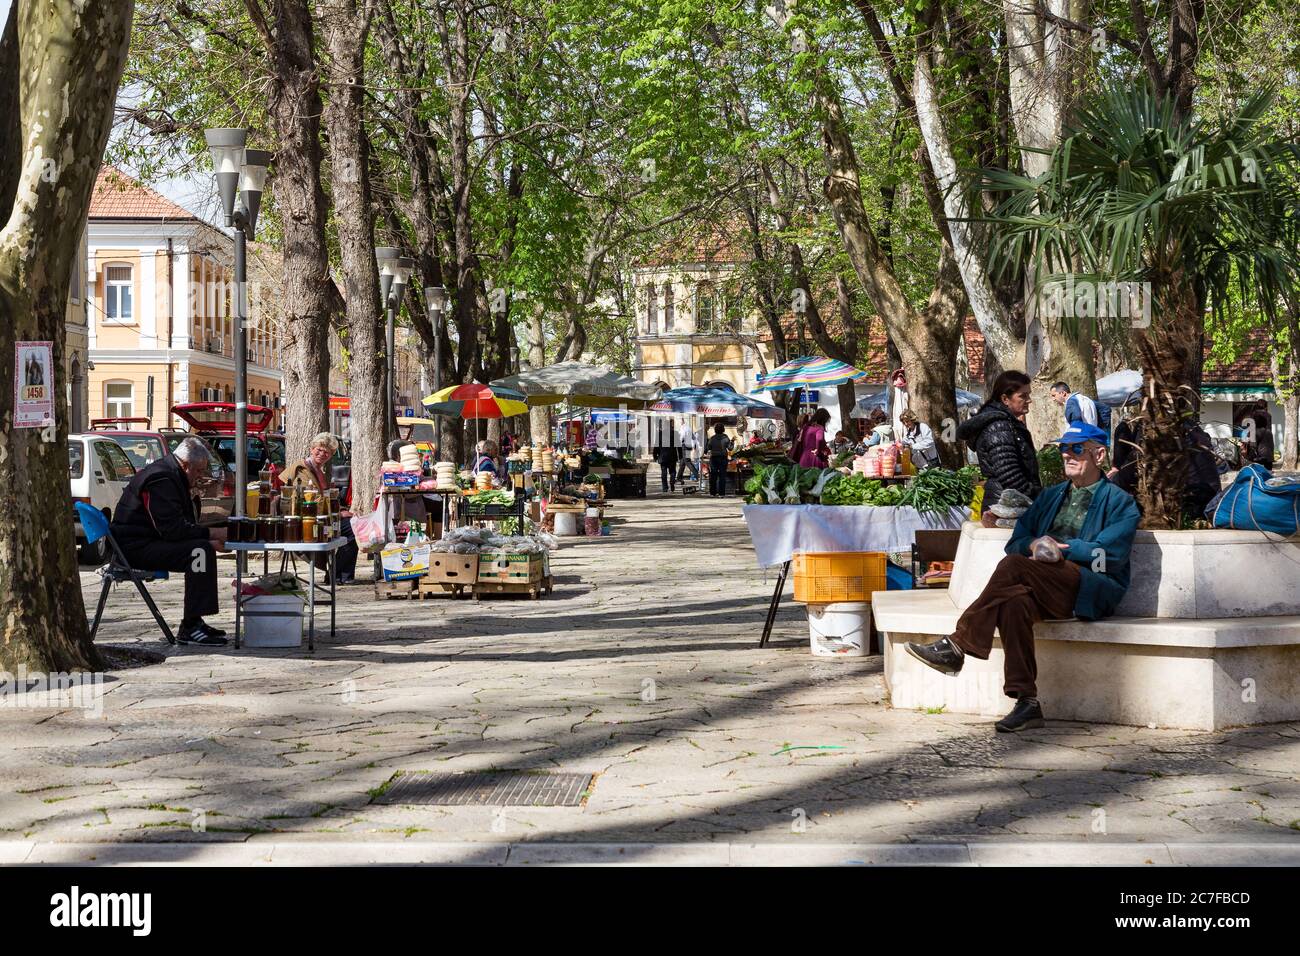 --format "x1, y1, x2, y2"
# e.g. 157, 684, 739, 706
301, 514, 317, 543
284, 515, 302, 544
